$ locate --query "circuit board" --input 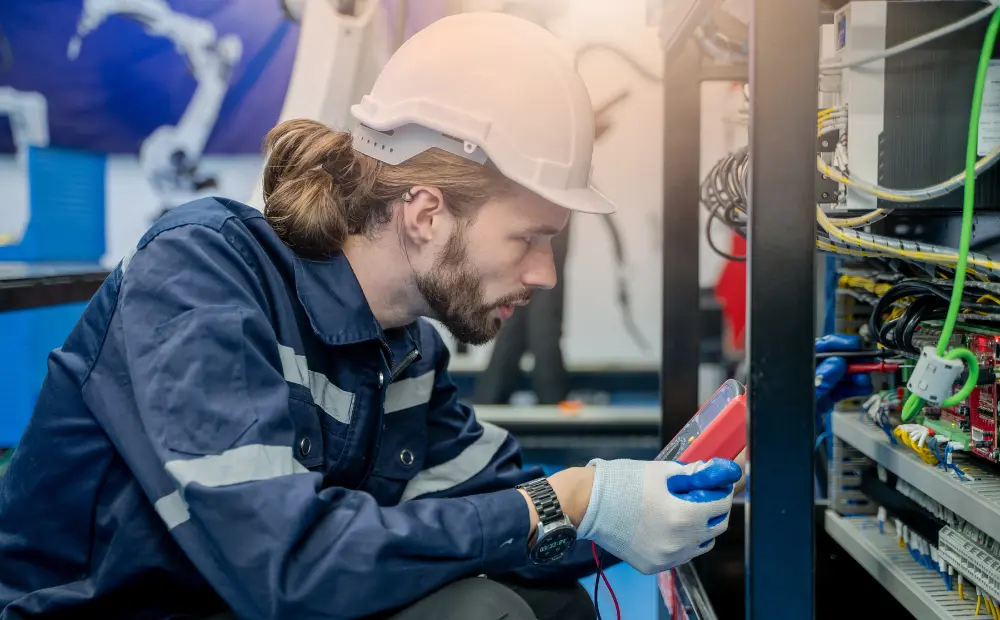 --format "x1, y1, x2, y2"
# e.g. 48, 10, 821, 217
925, 332, 1000, 463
